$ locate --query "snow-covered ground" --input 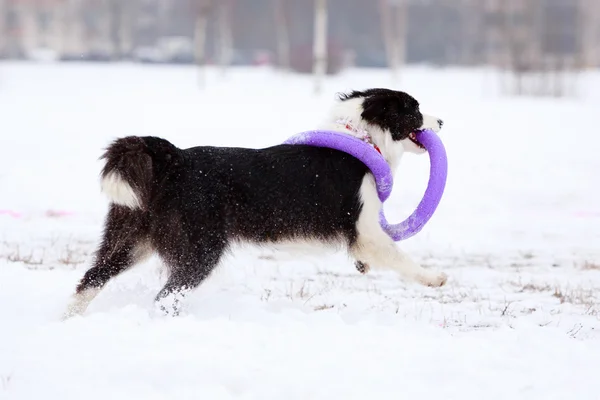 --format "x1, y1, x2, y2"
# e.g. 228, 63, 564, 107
1, 62, 599, 399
